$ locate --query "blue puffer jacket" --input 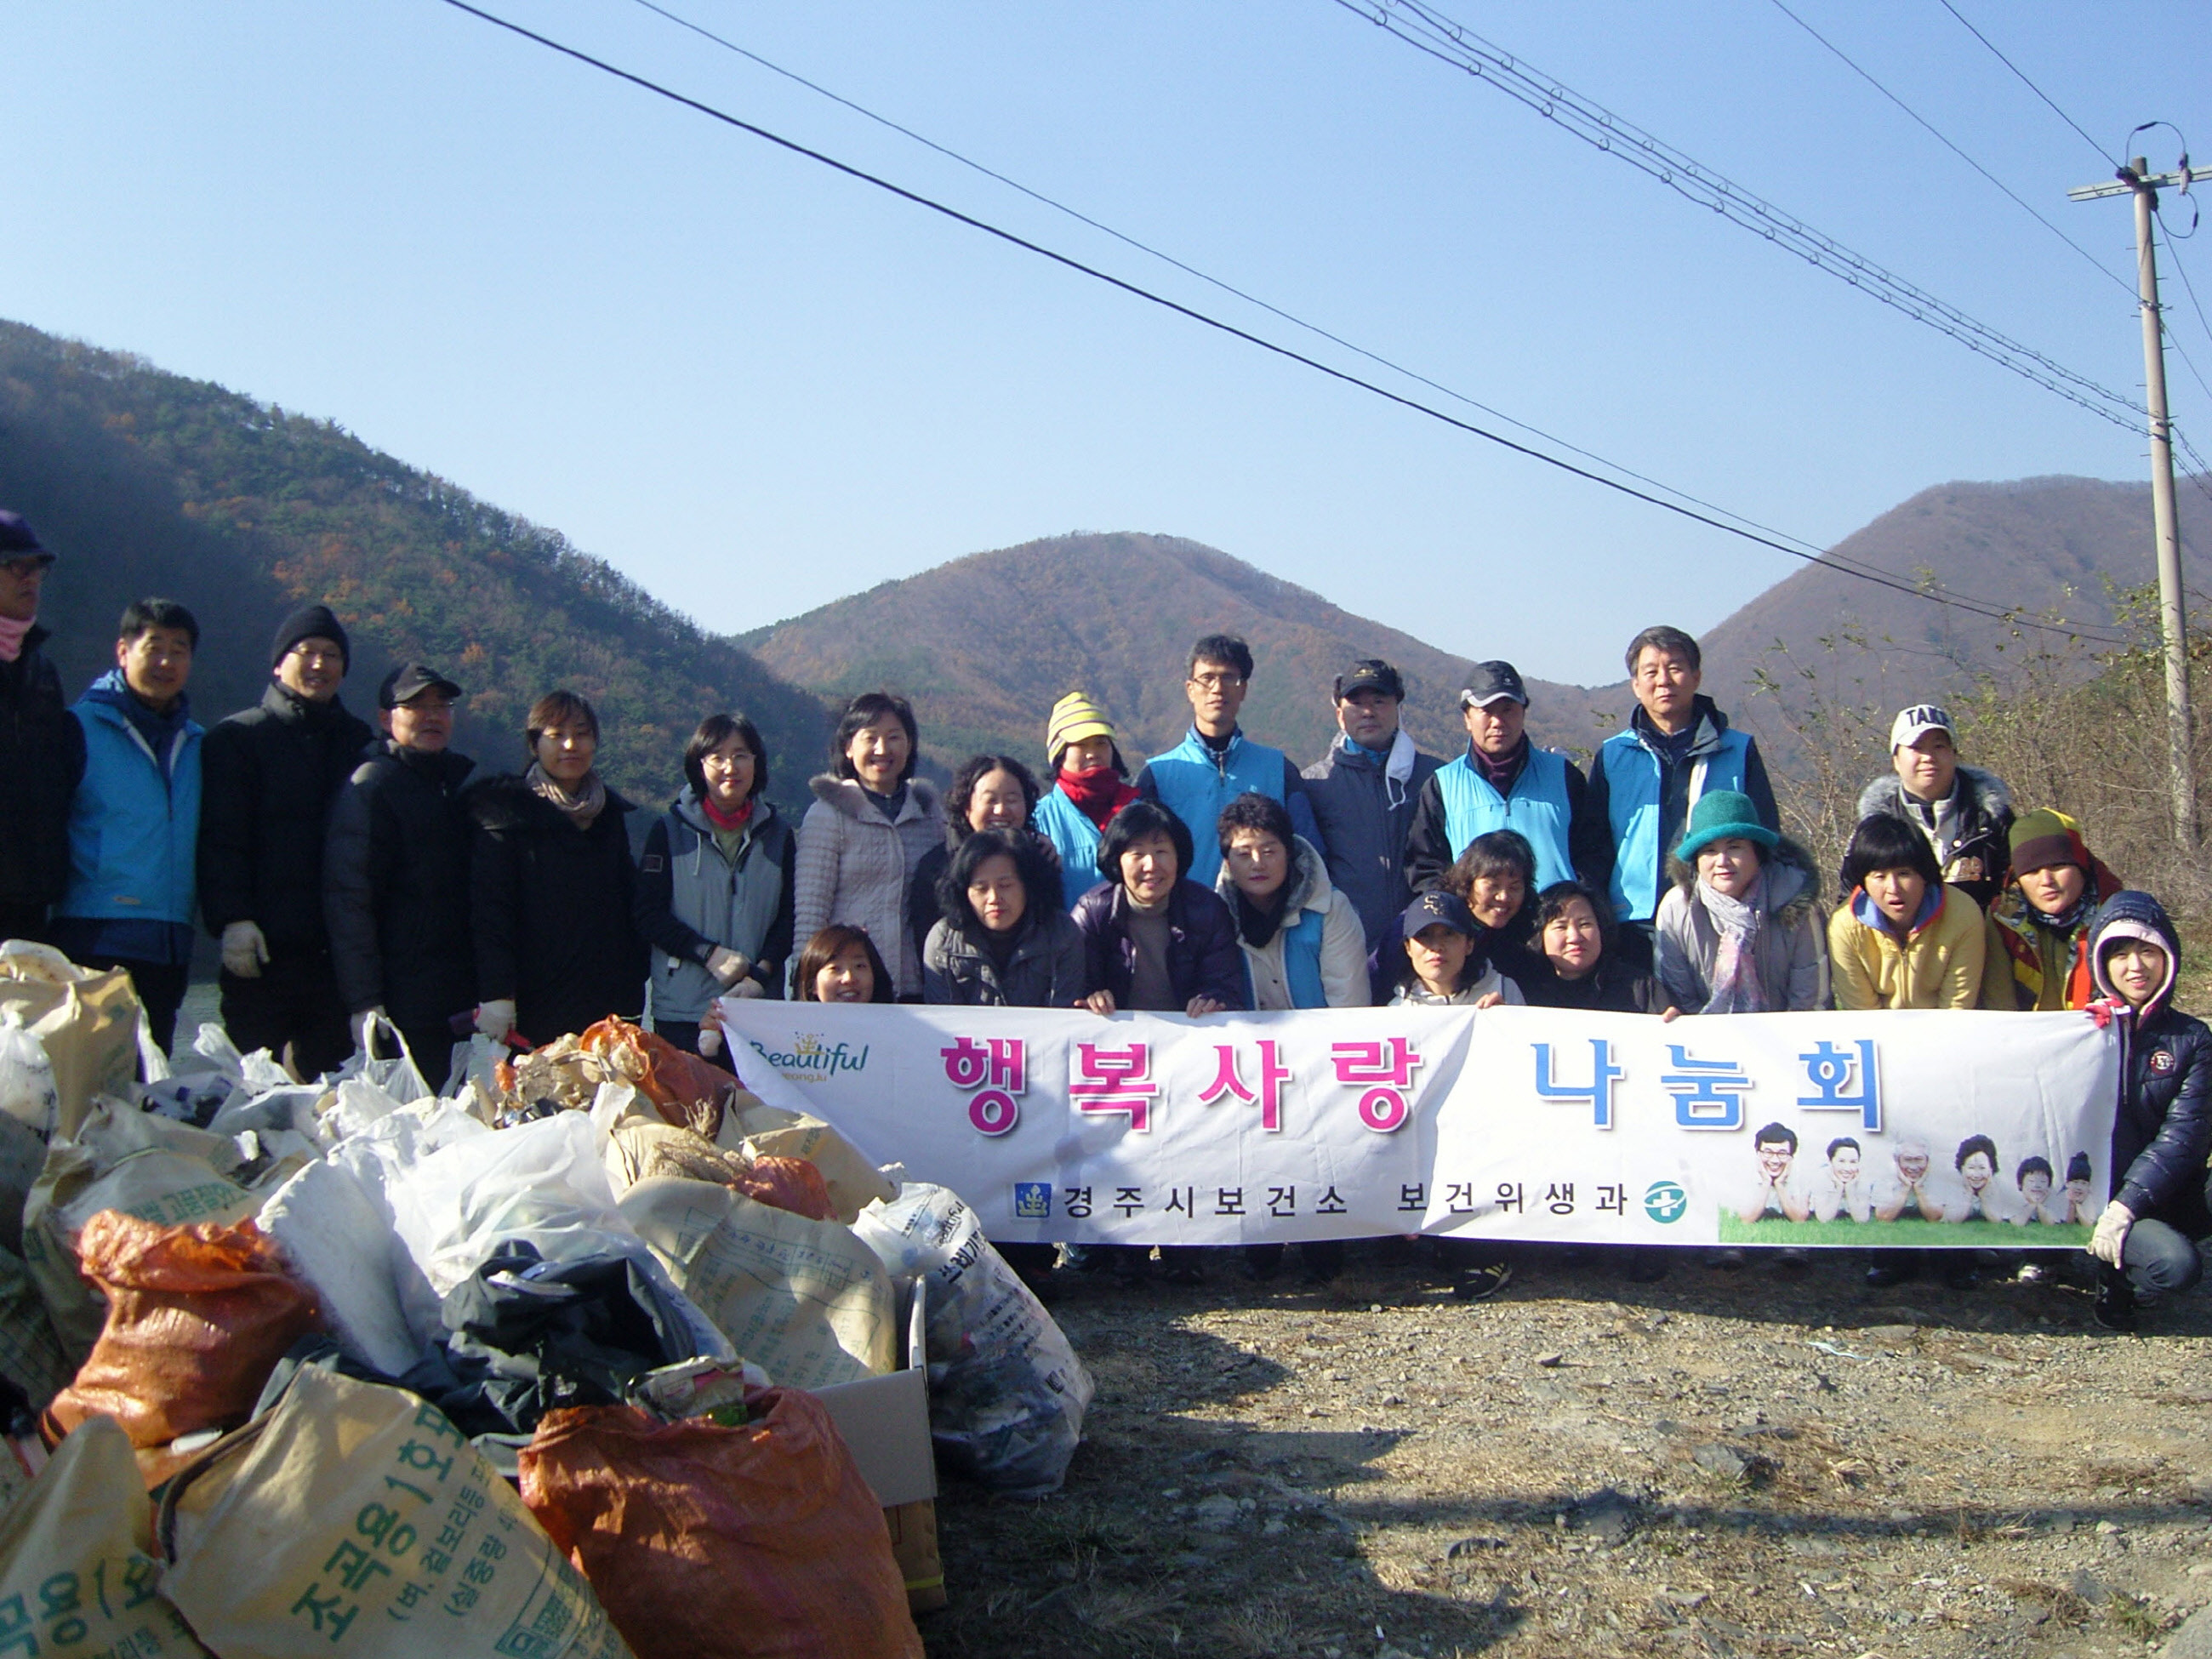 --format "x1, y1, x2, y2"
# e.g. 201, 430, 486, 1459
60, 670, 203, 929
2087, 891, 2212, 1223
1135, 727, 1324, 889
